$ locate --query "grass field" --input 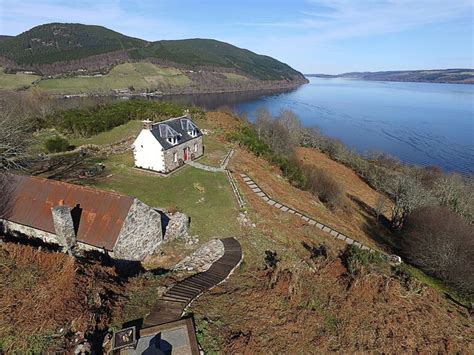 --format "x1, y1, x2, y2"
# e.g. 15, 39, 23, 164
70, 120, 142, 146
37, 63, 191, 93
89, 152, 241, 241
222, 72, 249, 81
0, 67, 40, 90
